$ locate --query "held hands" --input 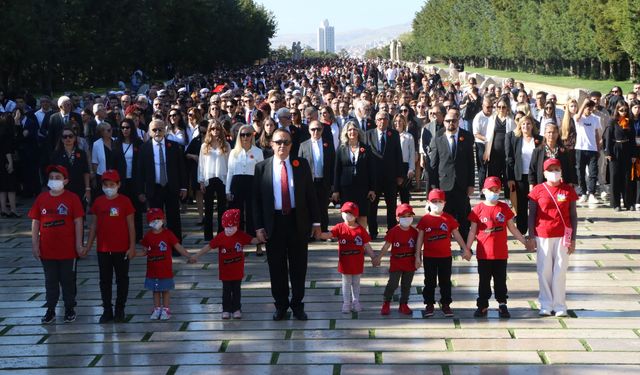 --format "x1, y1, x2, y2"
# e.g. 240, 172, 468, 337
525, 237, 537, 252
414, 256, 422, 270
311, 225, 322, 240
256, 229, 267, 243
331, 192, 340, 203
187, 255, 198, 264
371, 255, 381, 267
127, 247, 136, 260
461, 248, 472, 261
